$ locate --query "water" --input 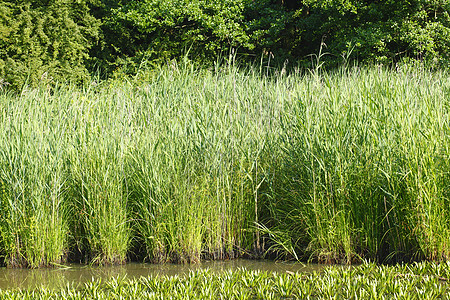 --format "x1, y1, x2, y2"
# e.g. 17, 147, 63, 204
0, 259, 326, 290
